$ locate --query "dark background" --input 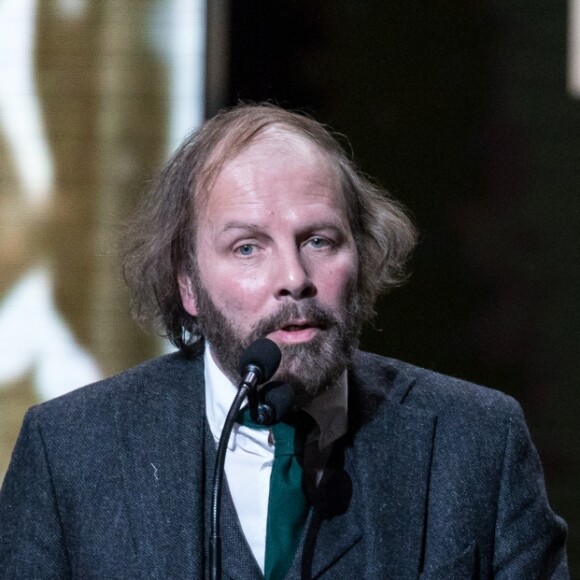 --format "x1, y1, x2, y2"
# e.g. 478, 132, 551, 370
224, 0, 580, 570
